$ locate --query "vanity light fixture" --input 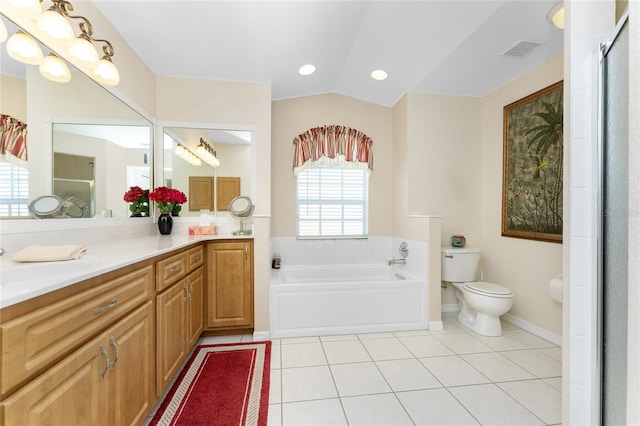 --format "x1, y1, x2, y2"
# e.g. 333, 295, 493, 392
174, 144, 202, 166
37, 1, 76, 47
92, 42, 119, 86
67, 17, 99, 68
371, 69, 388, 81
4, 0, 42, 21
39, 52, 70, 82
6, 30, 44, 65
547, 2, 564, 29
196, 138, 220, 168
